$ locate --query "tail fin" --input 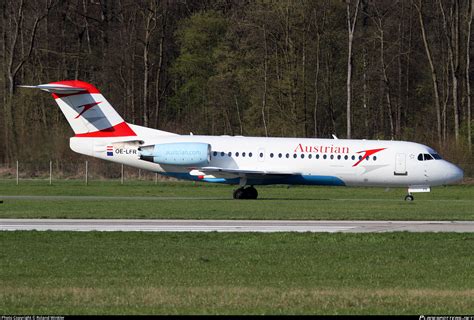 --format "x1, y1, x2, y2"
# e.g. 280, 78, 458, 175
20, 80, 136, 137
